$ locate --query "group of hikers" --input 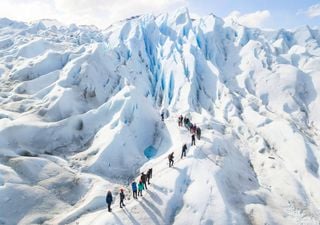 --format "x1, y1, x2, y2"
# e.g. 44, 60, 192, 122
106, 168, 153, 212
106, 113, 202, 212
168, 115, 202, 167
178, 114, 201, 142
132, 168, 153, 198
